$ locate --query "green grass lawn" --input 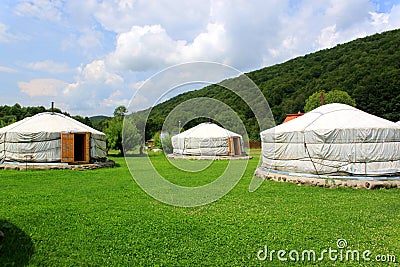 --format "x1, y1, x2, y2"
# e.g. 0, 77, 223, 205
1, 151, 399, 266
